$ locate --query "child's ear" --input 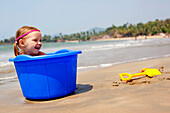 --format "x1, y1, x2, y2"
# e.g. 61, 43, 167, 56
18, 39, 26, 48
